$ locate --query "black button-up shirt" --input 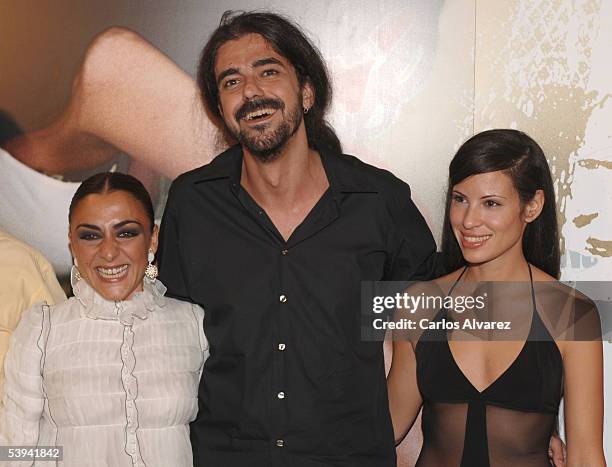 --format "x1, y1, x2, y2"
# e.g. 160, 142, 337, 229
158, 145, 438, 467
